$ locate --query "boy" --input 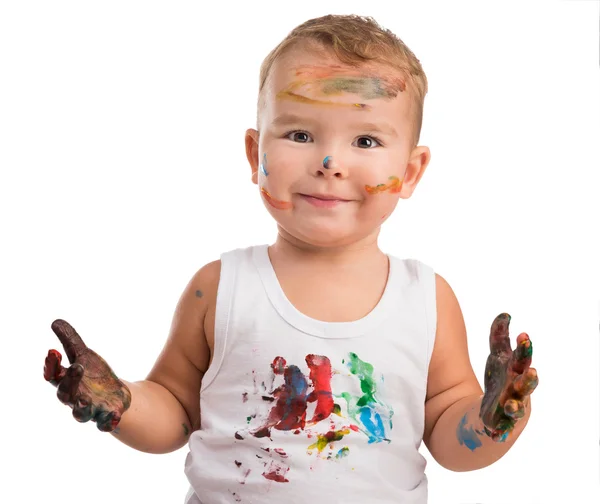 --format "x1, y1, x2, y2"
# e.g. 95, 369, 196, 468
44, 14, 538, 503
